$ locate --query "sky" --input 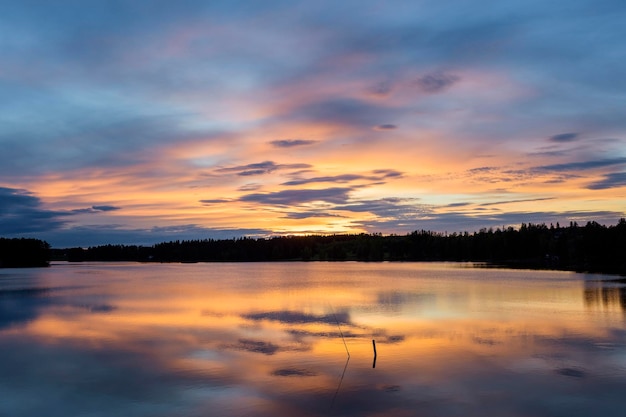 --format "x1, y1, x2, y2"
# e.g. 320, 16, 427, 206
1, 0, 626, 247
